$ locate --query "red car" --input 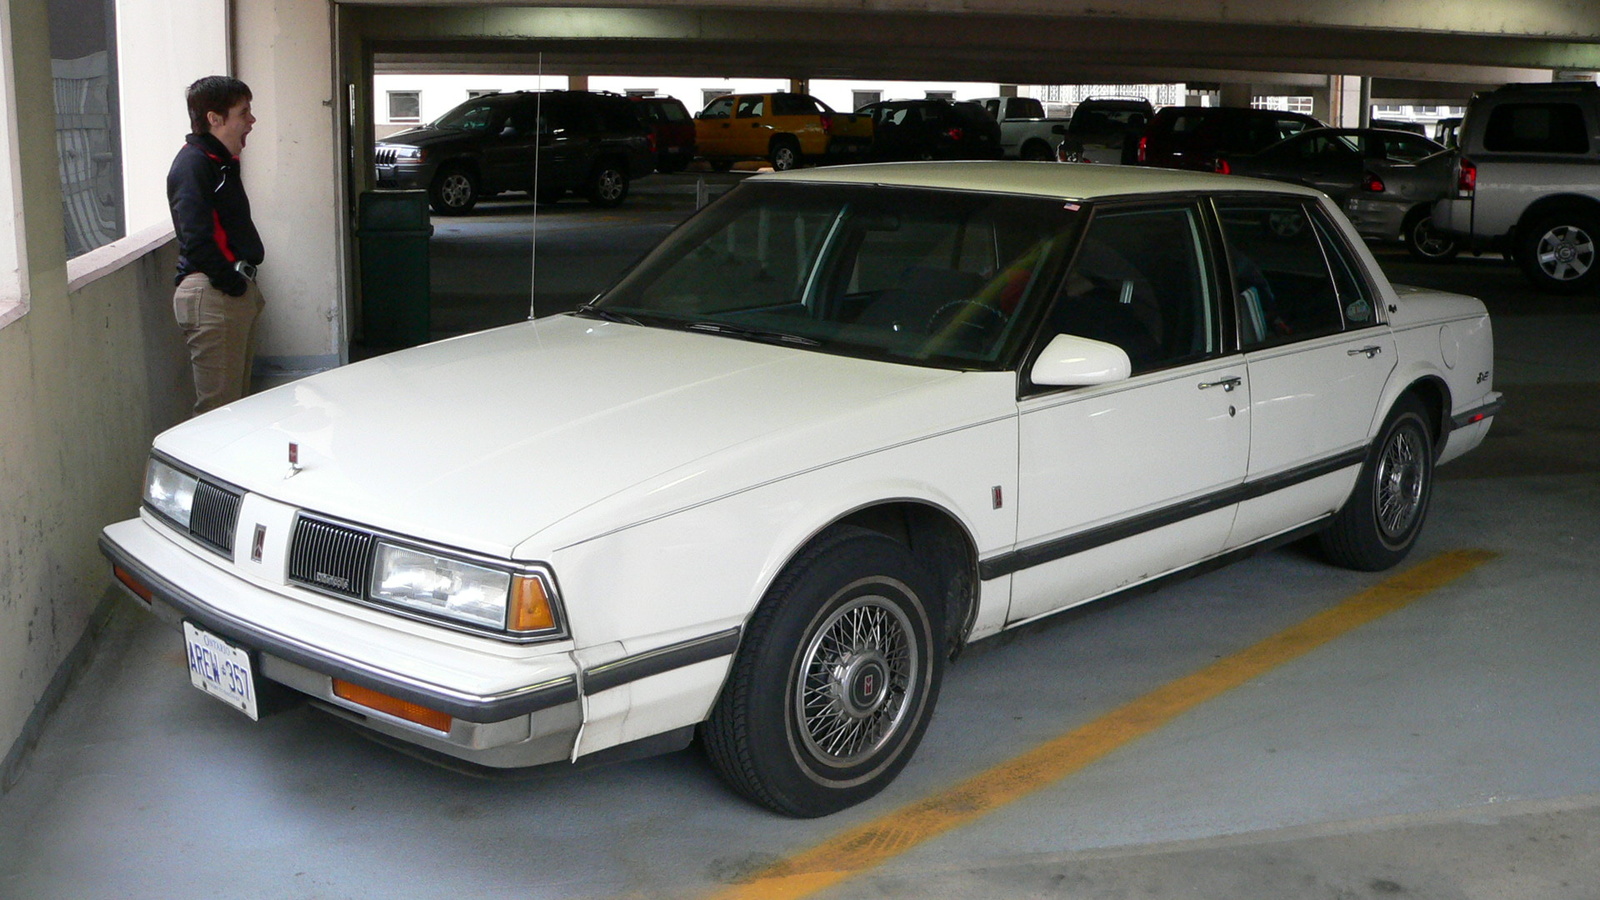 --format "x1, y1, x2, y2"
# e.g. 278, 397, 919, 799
630, 96, 696, 173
